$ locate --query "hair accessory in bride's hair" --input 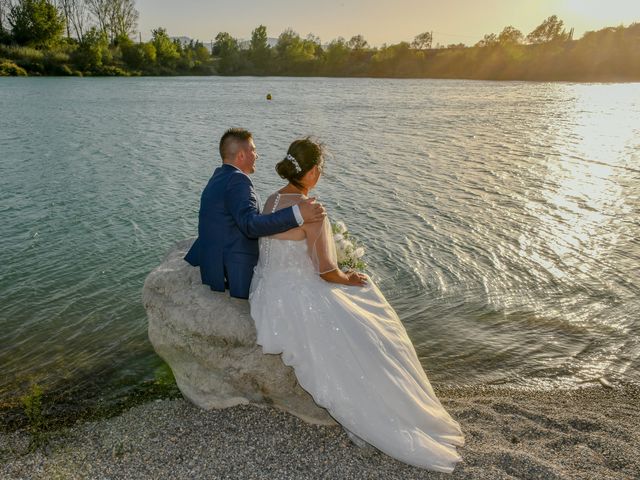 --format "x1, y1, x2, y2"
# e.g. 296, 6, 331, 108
286, 153, 302, 174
